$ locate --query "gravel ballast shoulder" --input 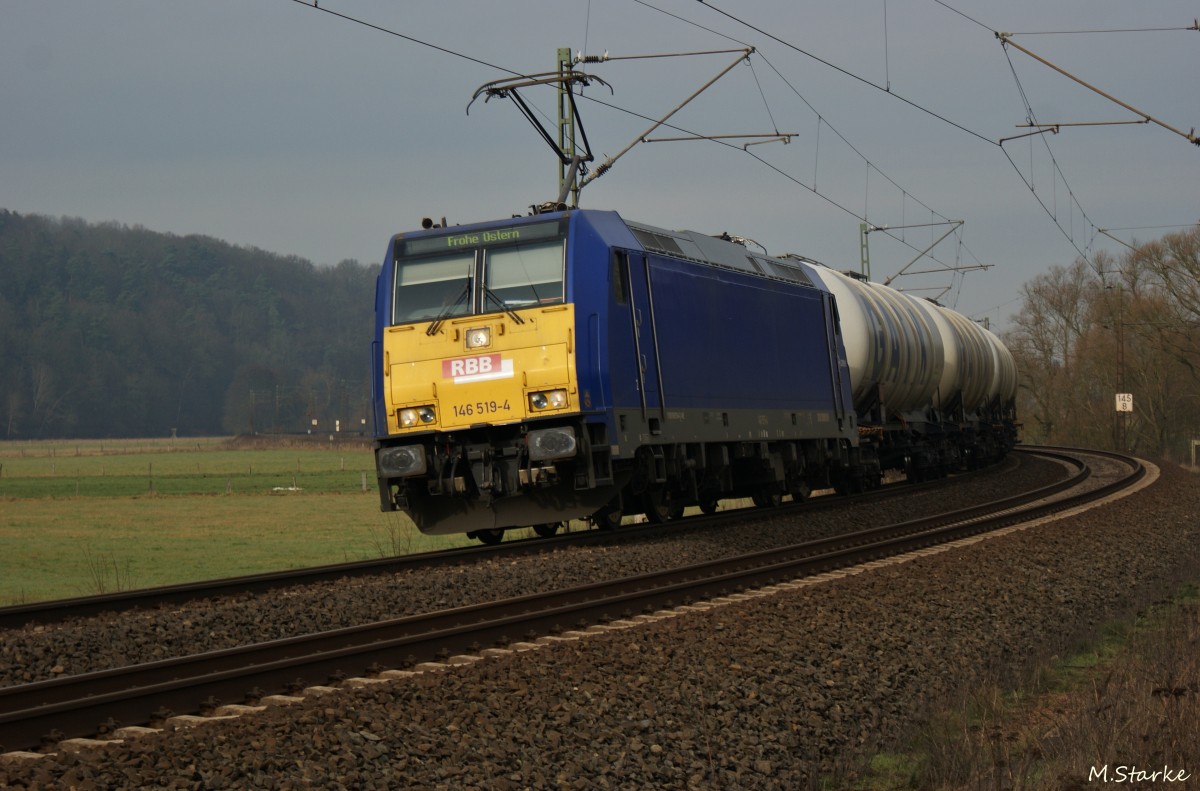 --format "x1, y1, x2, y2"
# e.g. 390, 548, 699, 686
5, 459, 1198, 789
